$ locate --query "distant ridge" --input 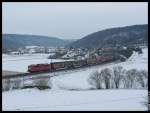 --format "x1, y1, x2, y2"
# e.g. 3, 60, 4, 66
2, 34, 73, 49
67, 24, 148, 48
